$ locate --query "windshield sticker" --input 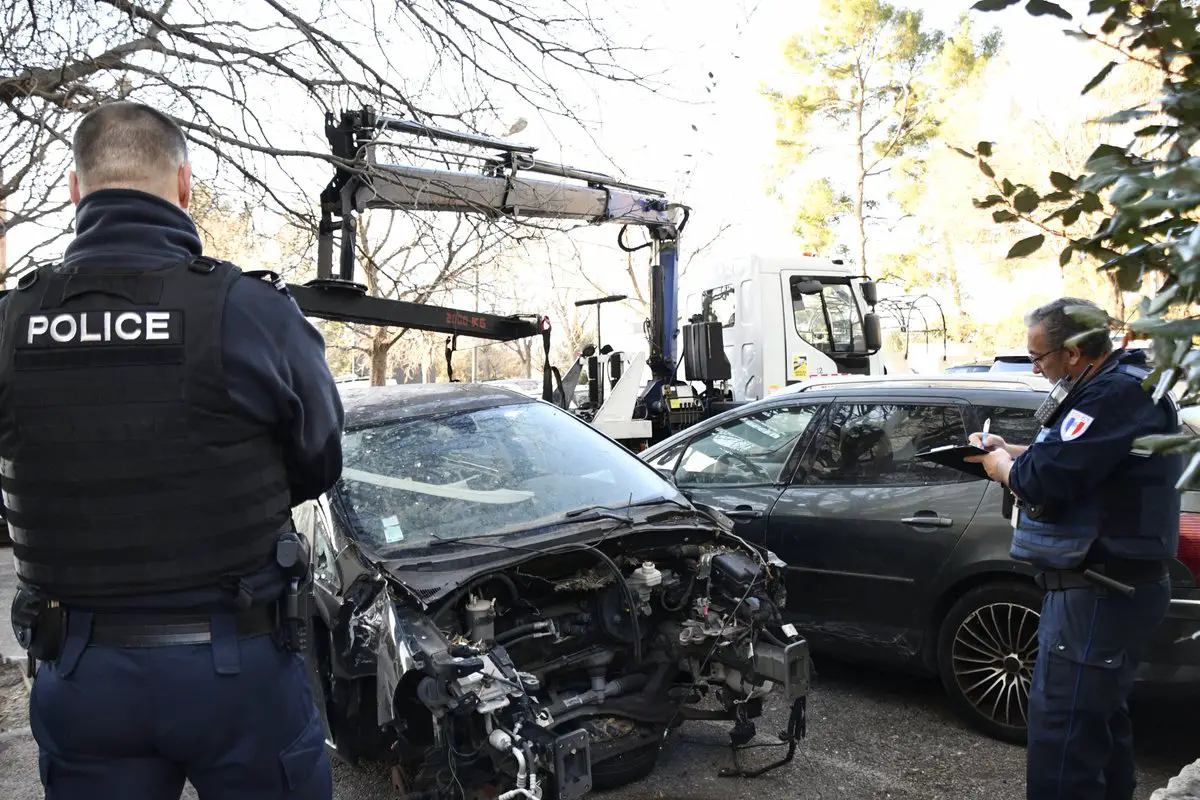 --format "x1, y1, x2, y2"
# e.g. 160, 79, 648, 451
341, 467, 533, 504
381, 515, 404, 543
